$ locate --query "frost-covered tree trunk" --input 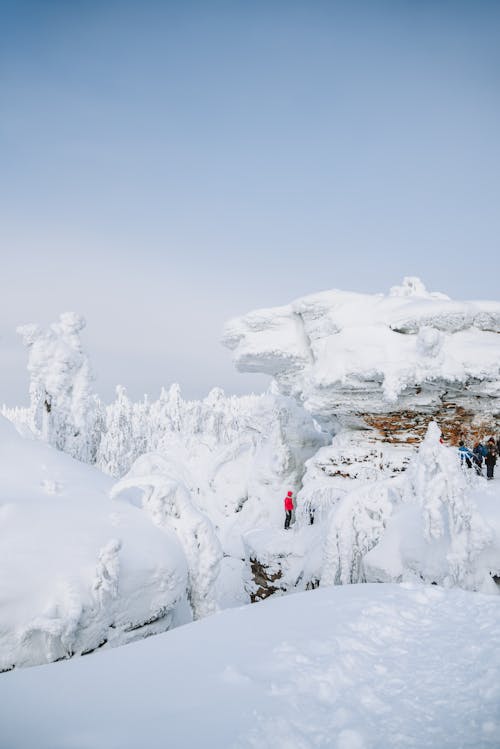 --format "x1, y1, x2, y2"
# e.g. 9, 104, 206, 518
17, 313, 102, 462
